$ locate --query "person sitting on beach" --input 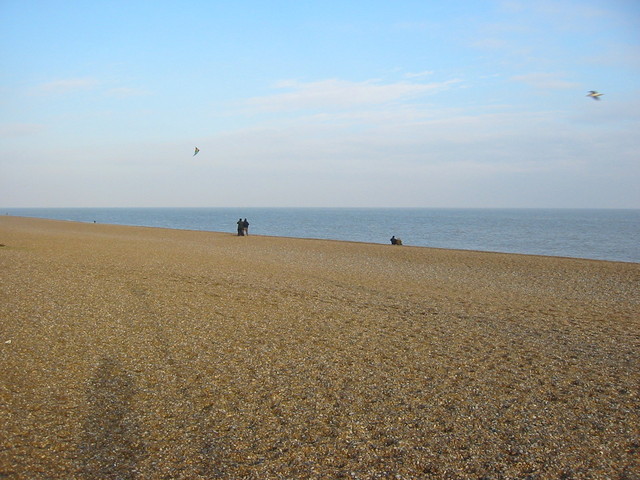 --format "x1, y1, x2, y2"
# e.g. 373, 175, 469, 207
390, 236, 402, 245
